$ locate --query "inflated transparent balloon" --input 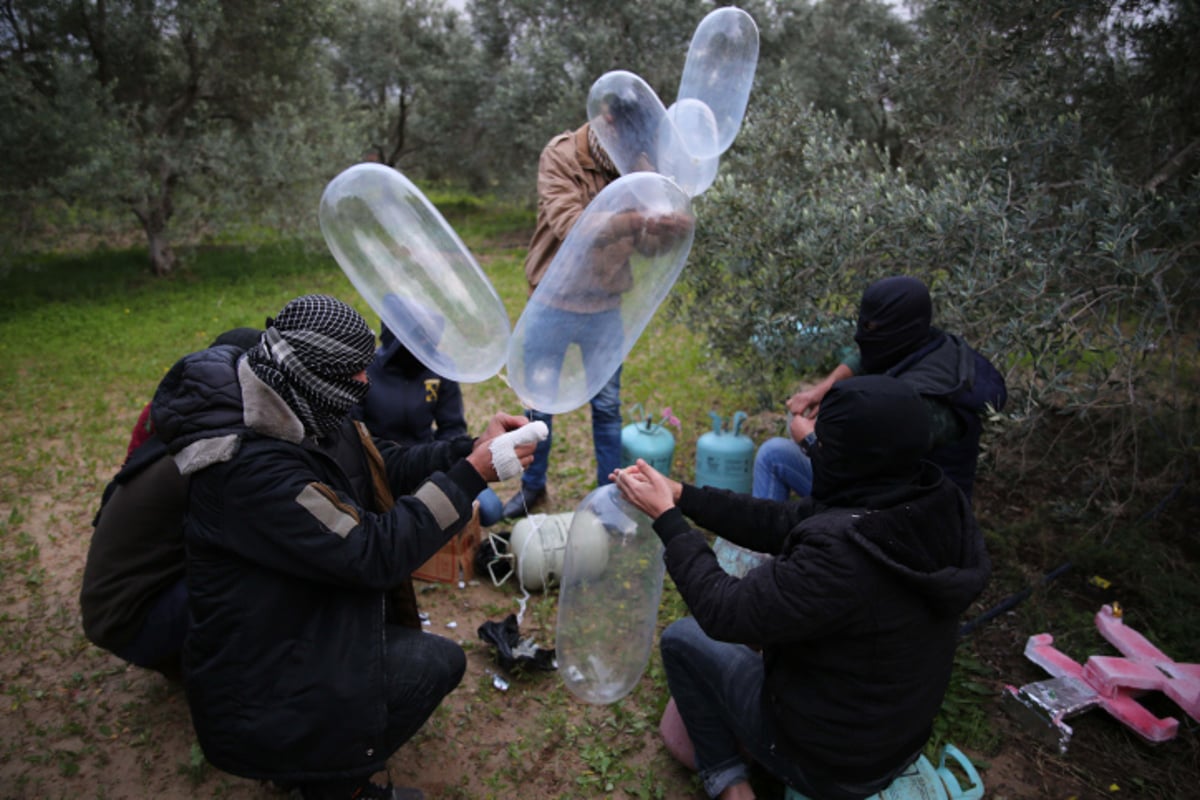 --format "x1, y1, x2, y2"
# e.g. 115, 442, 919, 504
319, 163, 511, 383
556, 485, 664, 705
660, 100, 721, 197
586, 70, 669, 178
587, 71, 722, 196
506, 172, 695, 414
677, 6, 760, 157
